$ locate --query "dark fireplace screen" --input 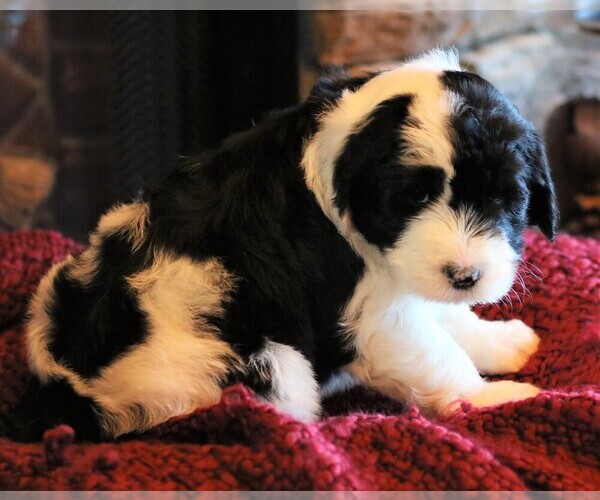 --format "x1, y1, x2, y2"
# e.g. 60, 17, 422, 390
50, 11, 299, 241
